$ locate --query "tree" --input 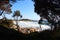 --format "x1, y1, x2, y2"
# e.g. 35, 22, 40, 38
12, 10, 22, 31
38, 17, 43, 30
32, 0, 60, 30
0, 0, 20, 20
0, 4, 12, 20
0, 0, 21, 28
0, 0, 16, 14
